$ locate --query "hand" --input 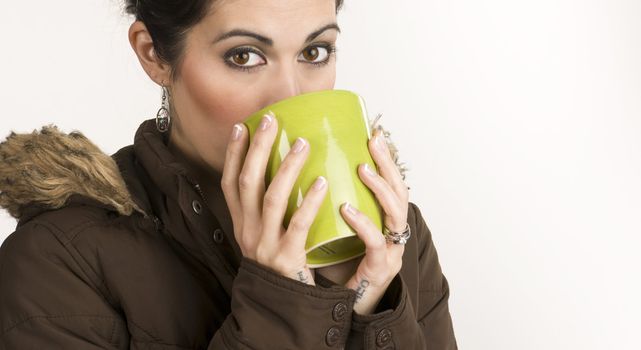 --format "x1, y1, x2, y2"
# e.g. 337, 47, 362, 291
221, 111, 329, 285
316, 126, 409, 314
